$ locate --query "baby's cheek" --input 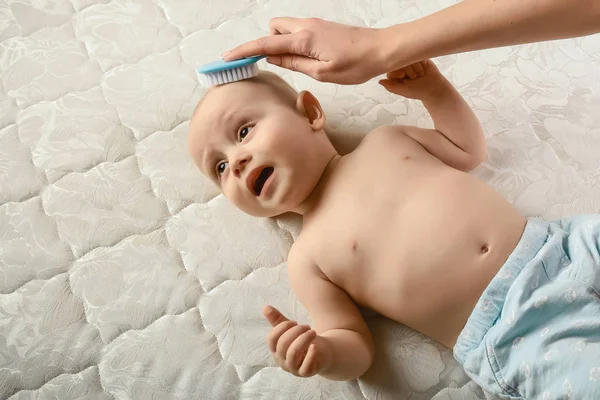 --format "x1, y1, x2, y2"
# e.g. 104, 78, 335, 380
223, 185, 243, 206
227, 188, 262, 216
